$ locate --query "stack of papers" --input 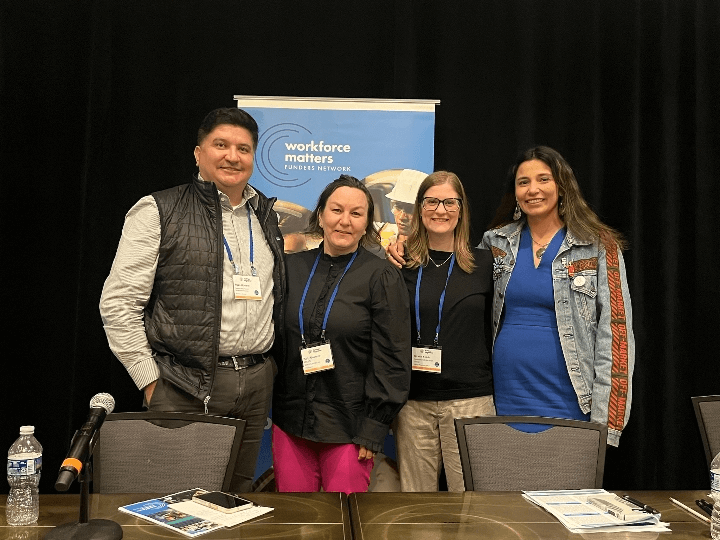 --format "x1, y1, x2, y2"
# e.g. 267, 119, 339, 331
522, 489, 671, 533
119, 489, 273, 537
